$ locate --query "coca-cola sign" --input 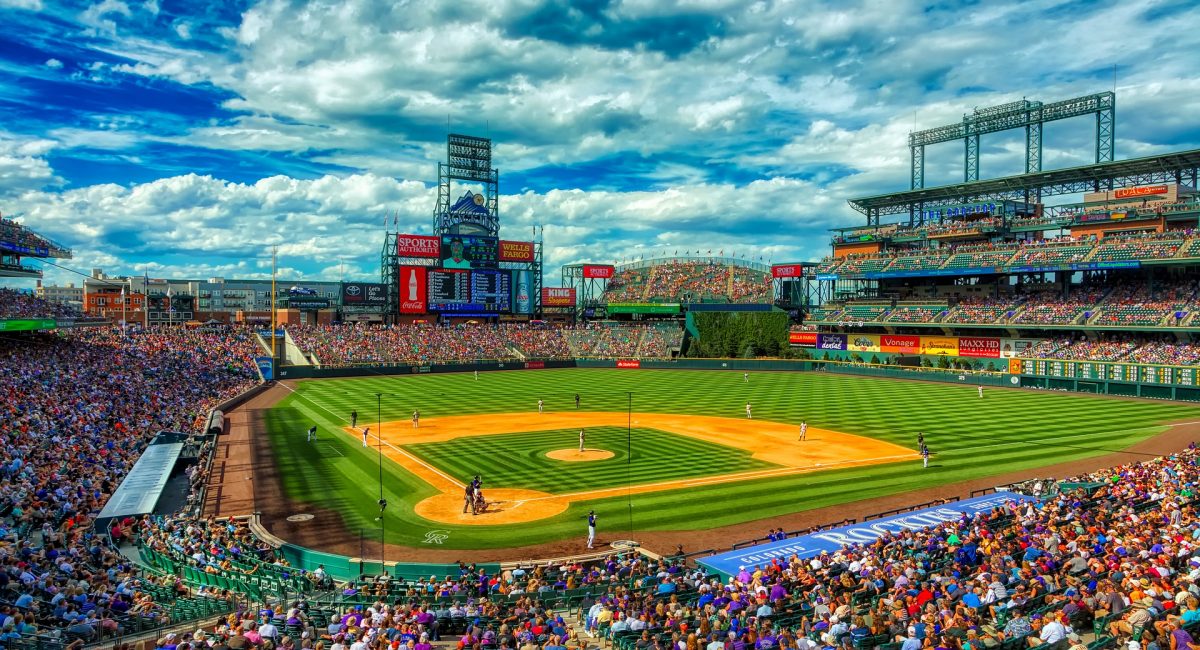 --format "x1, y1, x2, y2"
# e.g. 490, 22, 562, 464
396, 234, 441, 258
398, 266, 428, 314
